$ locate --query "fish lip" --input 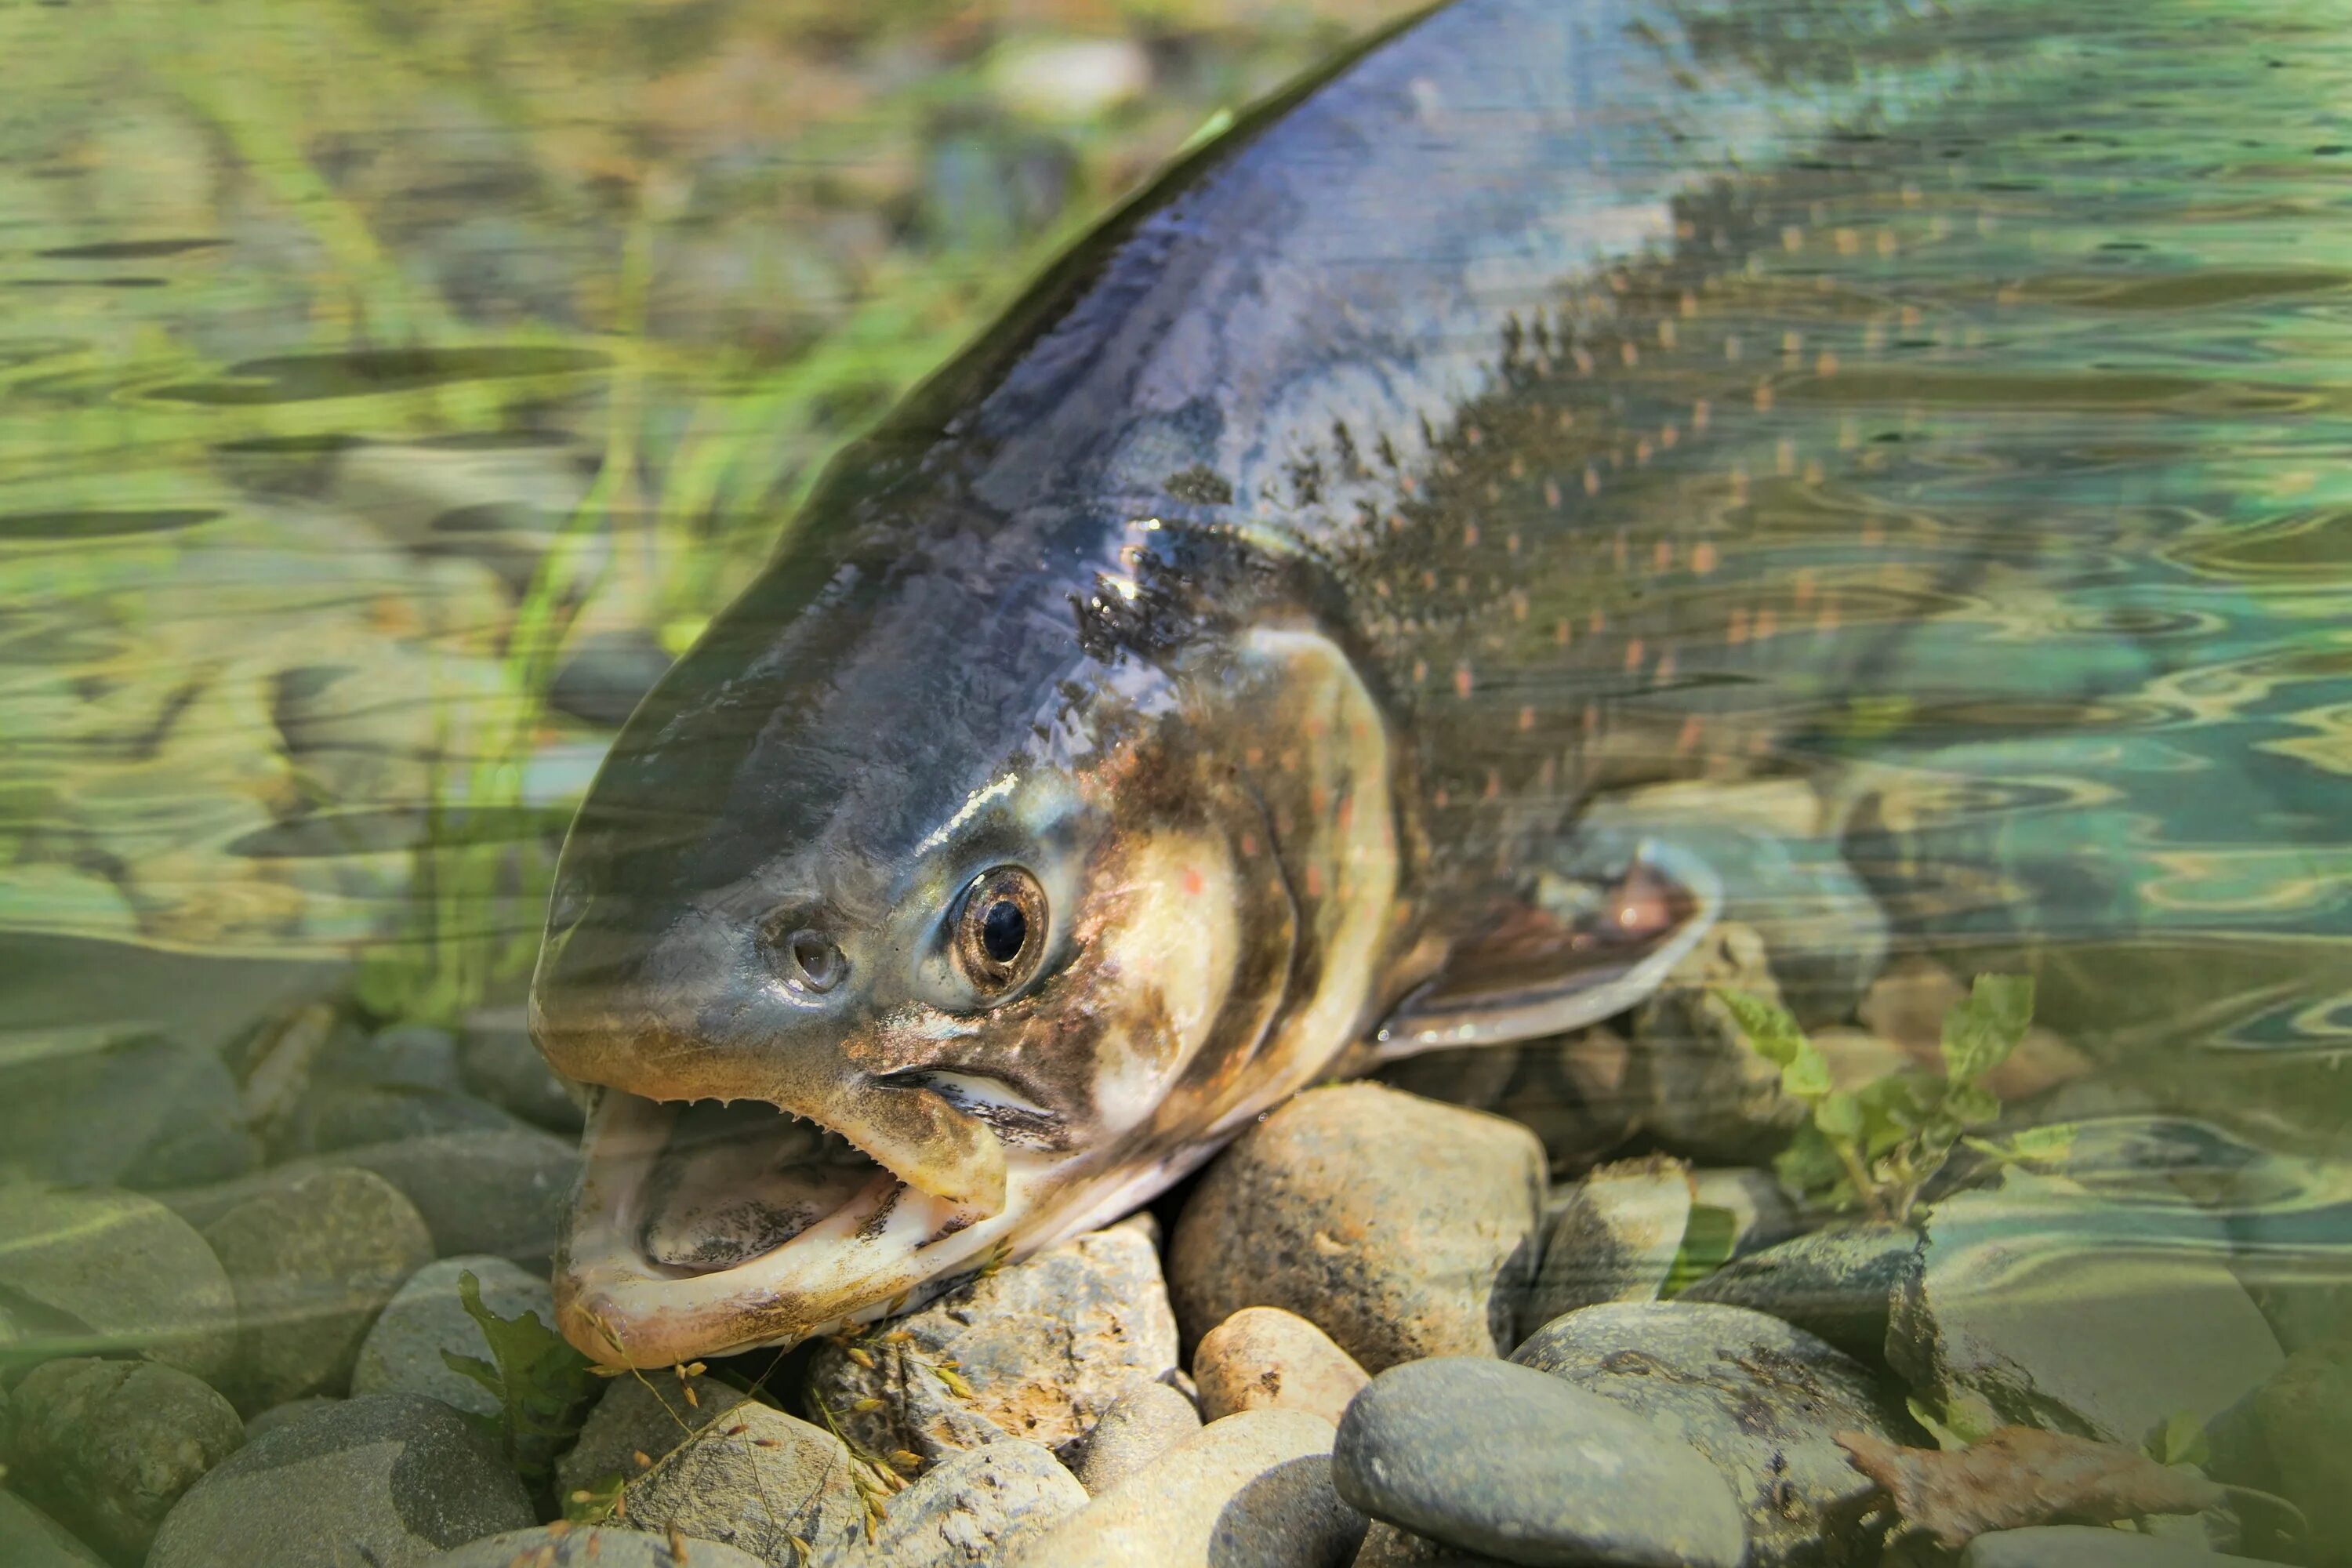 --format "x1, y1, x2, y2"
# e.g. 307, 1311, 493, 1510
551, 1080, 1039, 1367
